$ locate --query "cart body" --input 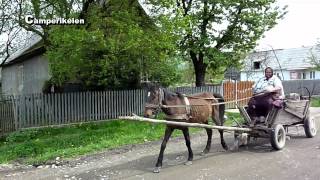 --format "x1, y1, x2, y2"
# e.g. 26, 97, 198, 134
235, 98, 317, 150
